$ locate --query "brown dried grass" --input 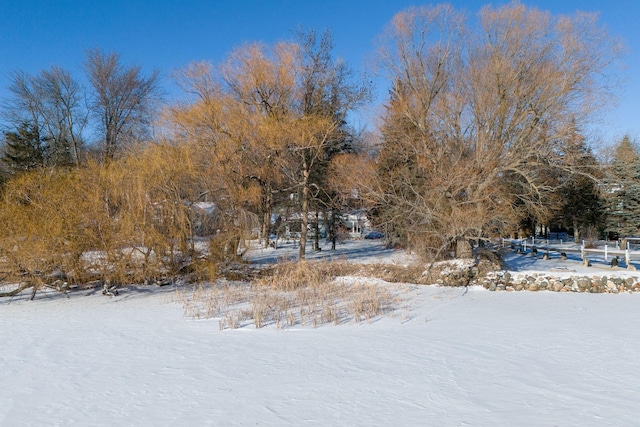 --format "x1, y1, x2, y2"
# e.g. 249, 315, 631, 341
175, 250, 502, 329
174, 260, 401, 329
